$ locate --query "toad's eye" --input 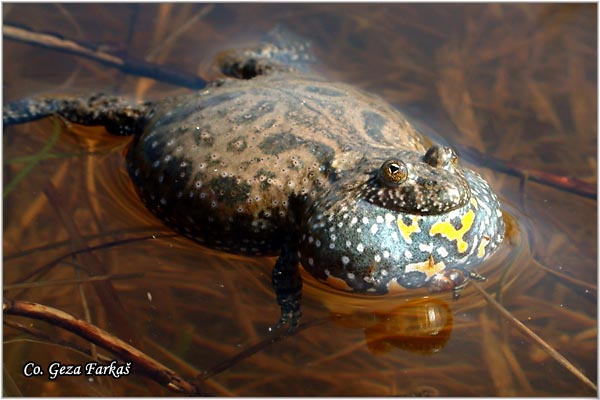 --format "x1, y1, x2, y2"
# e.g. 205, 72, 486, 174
378, 159, 408, 186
